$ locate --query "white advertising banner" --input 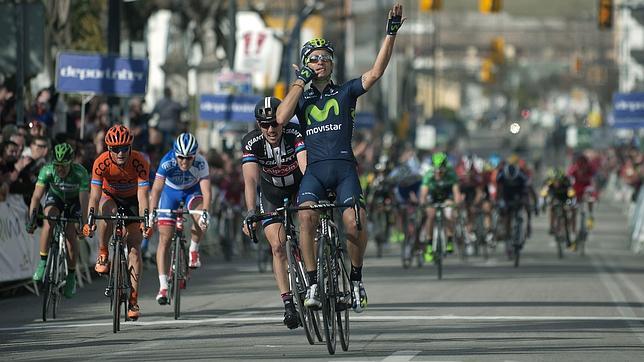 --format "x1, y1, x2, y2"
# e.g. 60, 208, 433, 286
0, 195, 38, 283
234, 12, 283, 90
